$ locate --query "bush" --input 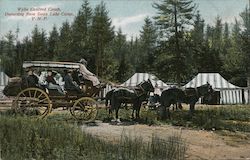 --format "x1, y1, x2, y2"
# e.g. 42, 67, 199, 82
0, 115, 187, 160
